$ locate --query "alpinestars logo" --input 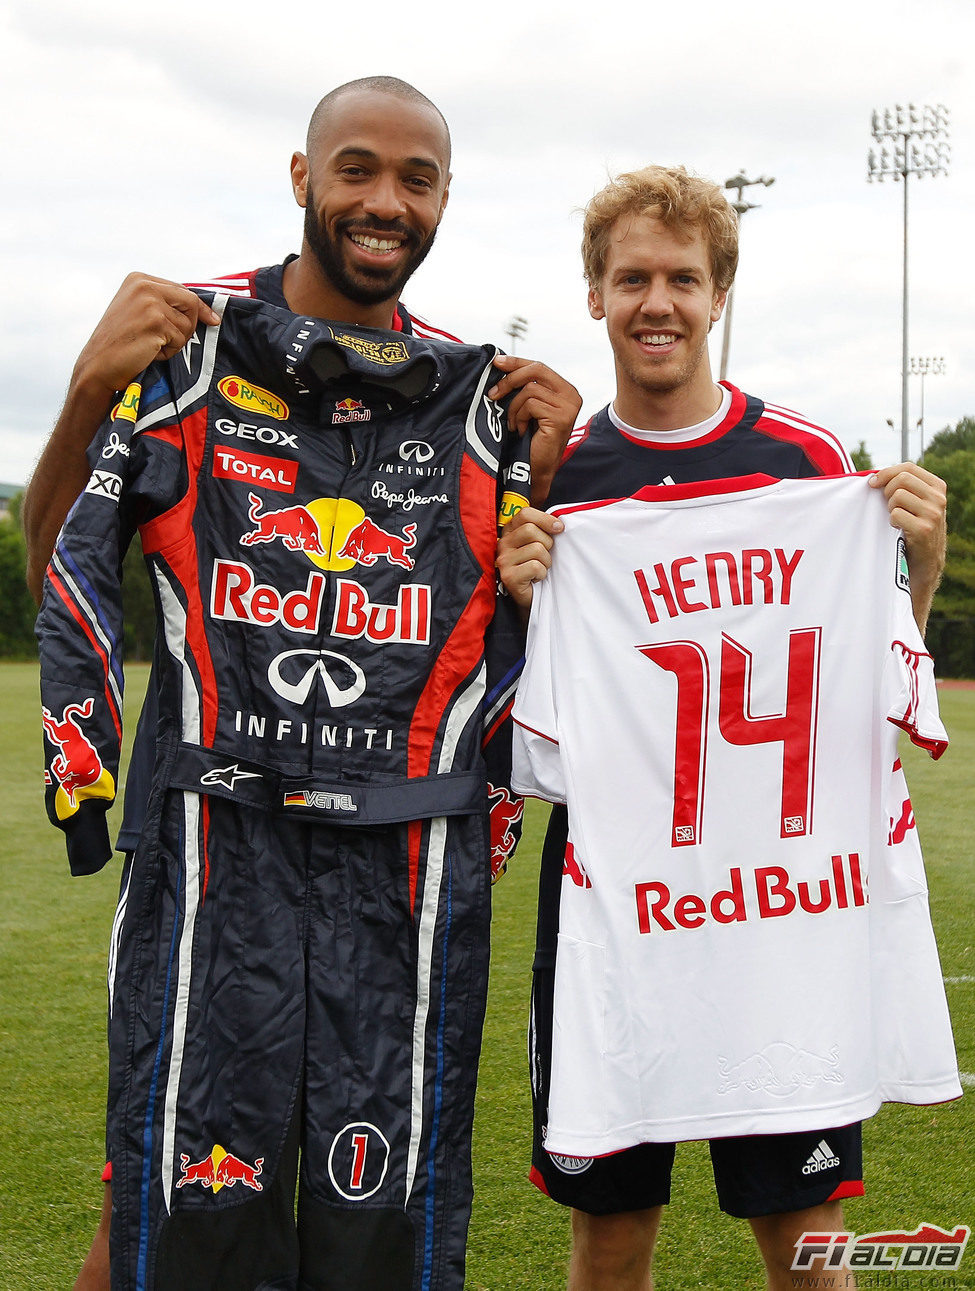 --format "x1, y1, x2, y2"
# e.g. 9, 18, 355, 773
802, 1139, 841, 1174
